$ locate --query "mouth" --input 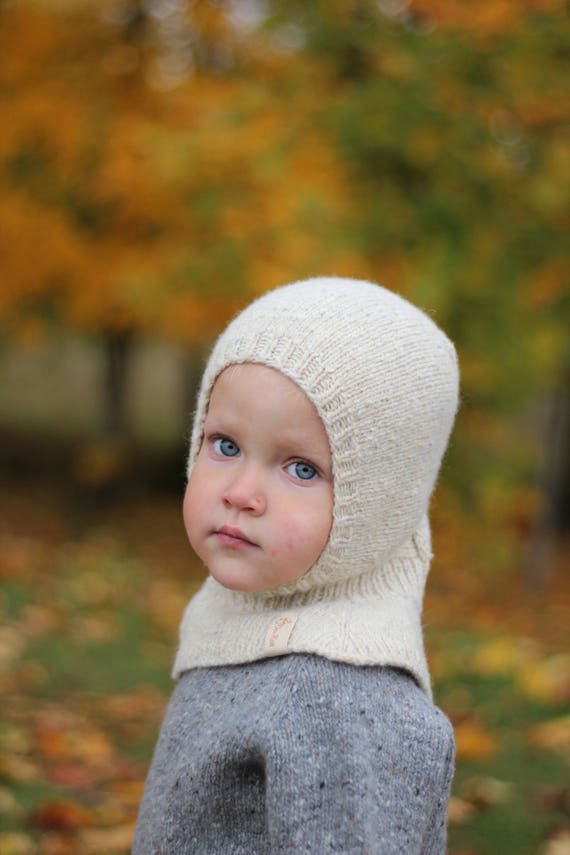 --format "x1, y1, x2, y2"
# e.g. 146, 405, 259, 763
215, 525, 258, 549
